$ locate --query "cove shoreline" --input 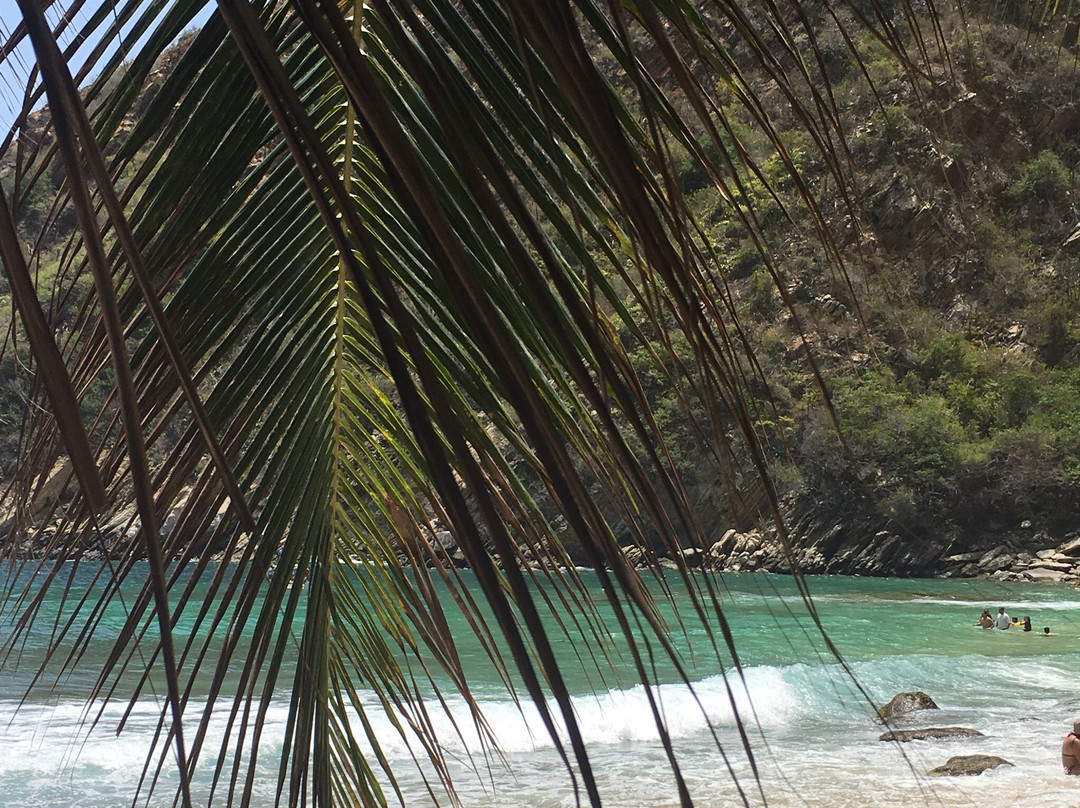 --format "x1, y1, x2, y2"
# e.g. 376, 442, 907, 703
8, 486, 1080, 585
